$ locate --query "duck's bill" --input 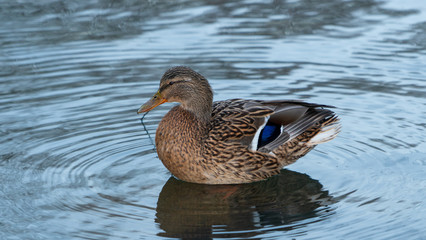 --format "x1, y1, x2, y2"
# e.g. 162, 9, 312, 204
137, 92, 167, 114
